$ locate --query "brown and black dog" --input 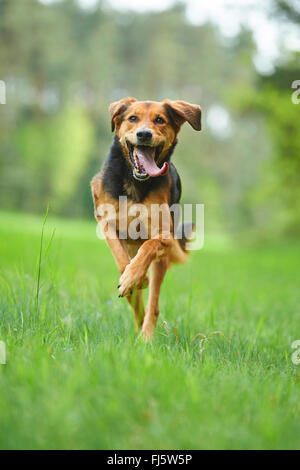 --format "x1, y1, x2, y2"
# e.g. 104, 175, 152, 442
91, 97, 201, 341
